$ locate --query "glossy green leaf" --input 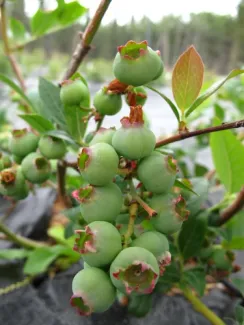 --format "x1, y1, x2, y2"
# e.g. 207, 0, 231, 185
214, 103, 225, 120
178, 212, 208, 260
38, 77, 66, 128
183, 267, 206, 296
0, 249, 29, 260
194, 164, 208, 177
0, 74, 35, 111
31, 9, 58, 36
63, 104, 88, 143
10, 18, 26, 41
210, 117, 244, 193
19, 114, 55, 133
174, 179, 199, 196
57, 2, 87, 26
186, 69, 244, 117
223, 211, 244, 249
172, 46, 204, 112
45, 130, 78, 146
146, 85, 180, 122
